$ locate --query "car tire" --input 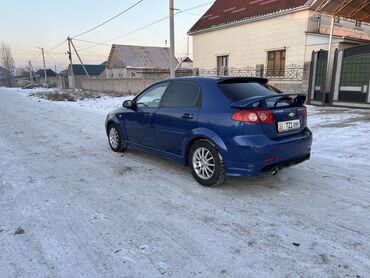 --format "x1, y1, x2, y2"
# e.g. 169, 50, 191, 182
108, 124, 126, 152
189, 139, 225, 187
